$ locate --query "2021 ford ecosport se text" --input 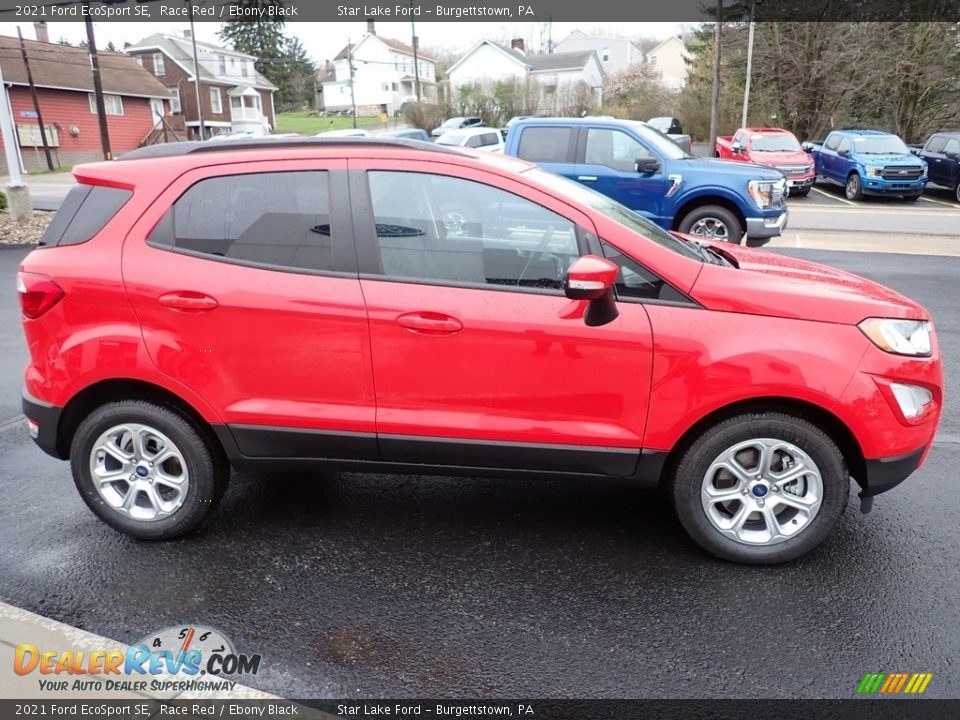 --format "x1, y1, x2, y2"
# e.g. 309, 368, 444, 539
19, 138, 943, 564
